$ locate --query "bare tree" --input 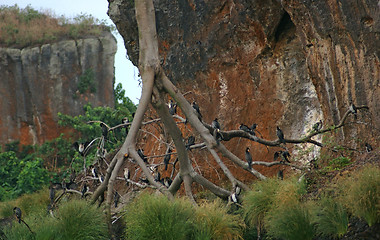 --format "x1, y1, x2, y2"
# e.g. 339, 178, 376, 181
89, 0, 368, 231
